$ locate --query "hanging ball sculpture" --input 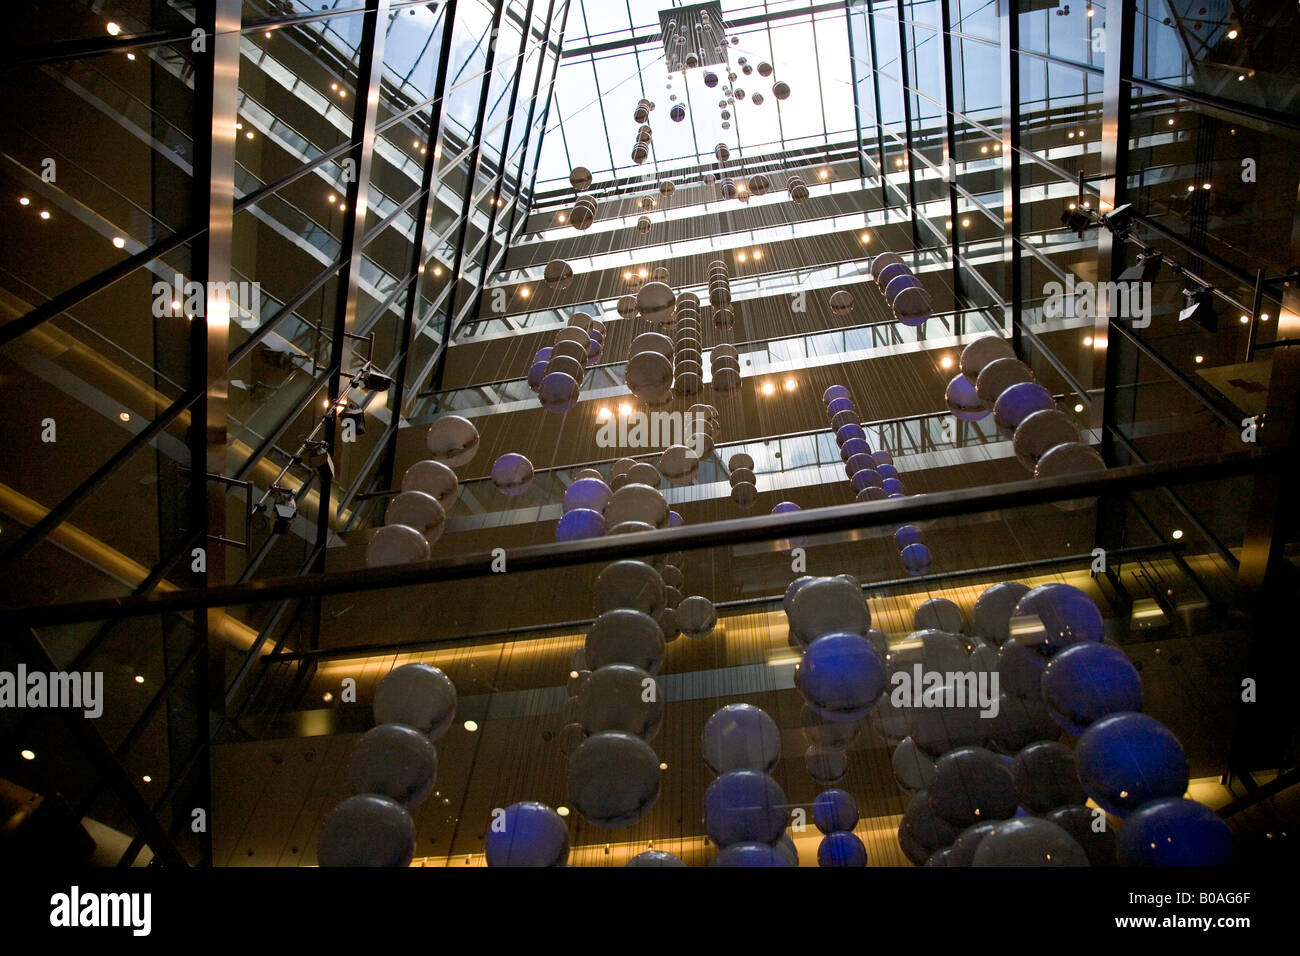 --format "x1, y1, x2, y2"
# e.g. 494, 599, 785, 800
490, 453, 534, 496
570, 196, 597, 230
670, 103, 687, 122
1034, 440, 1106, 484
972, 581, 1031, 644
484, 801, 570, 867
829, 289, 855, 315
913, 597, 967, 634
799, 632, 888, 722
1013, 408, 1080, 471
773, 80, 791, 100
711, 842, 793, 867
751, 92, 765, 105
627, 850, 687, 867
1009, 741, 1087, 814
373, 662, 457, 740
757, 61, 773, 77
543, 258, 573, 290
366, 523, 430, 567
892, 737, 938, 793
813, 788, 860, 834
971, 817, 1089, 867
1041, 641, 1142, 735
594, 560, 666, 616
1116, 798, 1234, 867
993, 381, 1056, 437
586, 608, 666, 674
927, 746, 1018, 828
703, 71, 719, 88
566, 731, 661, 828
960, 334, 1016, 383
945, 373, 988, 422
563, 476, 612, 514
701, 703, 781, 774
605, 481, 668, 527
1075, 712, 1189, 817
569, 166, 592, 191
787, 176, 809, 203
400, 458, 459, 510
538, 371, 580, 413
384, 490, 445, 546
818, 831, 868, 867
704, 770, 788, 846
556, 508, 605, 542
317, 794, 416, 867
348, 723, 438, 809
1010, 582, 1104, 655
636, 215, 652, 235
789, 576, 871, 644
575, 664, 663, 739
425, 414, 479, 467
677, 595, 718, 639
